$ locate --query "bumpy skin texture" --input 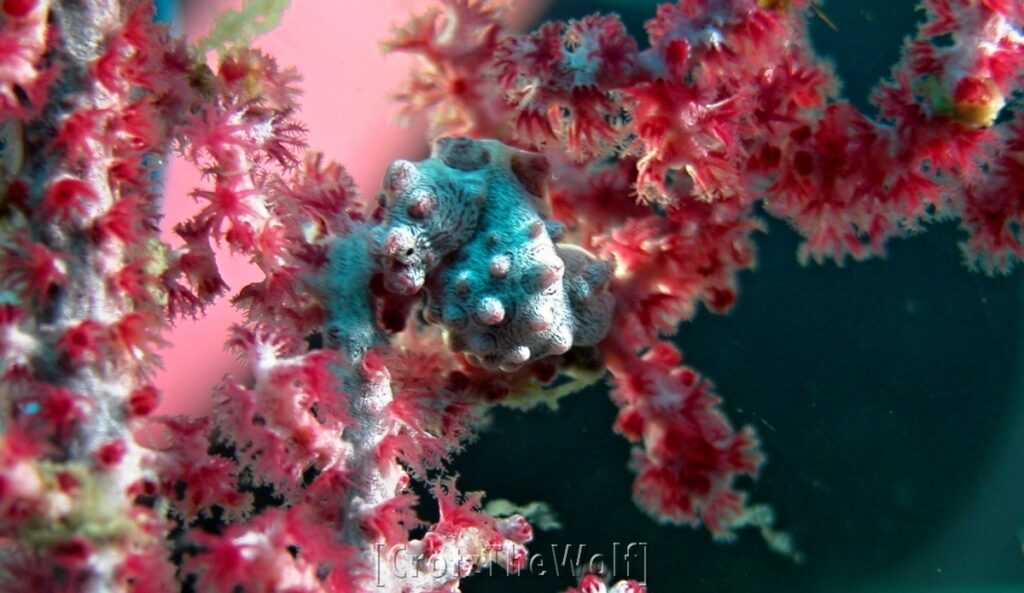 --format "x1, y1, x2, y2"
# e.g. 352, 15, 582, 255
374, 137, 614, 370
